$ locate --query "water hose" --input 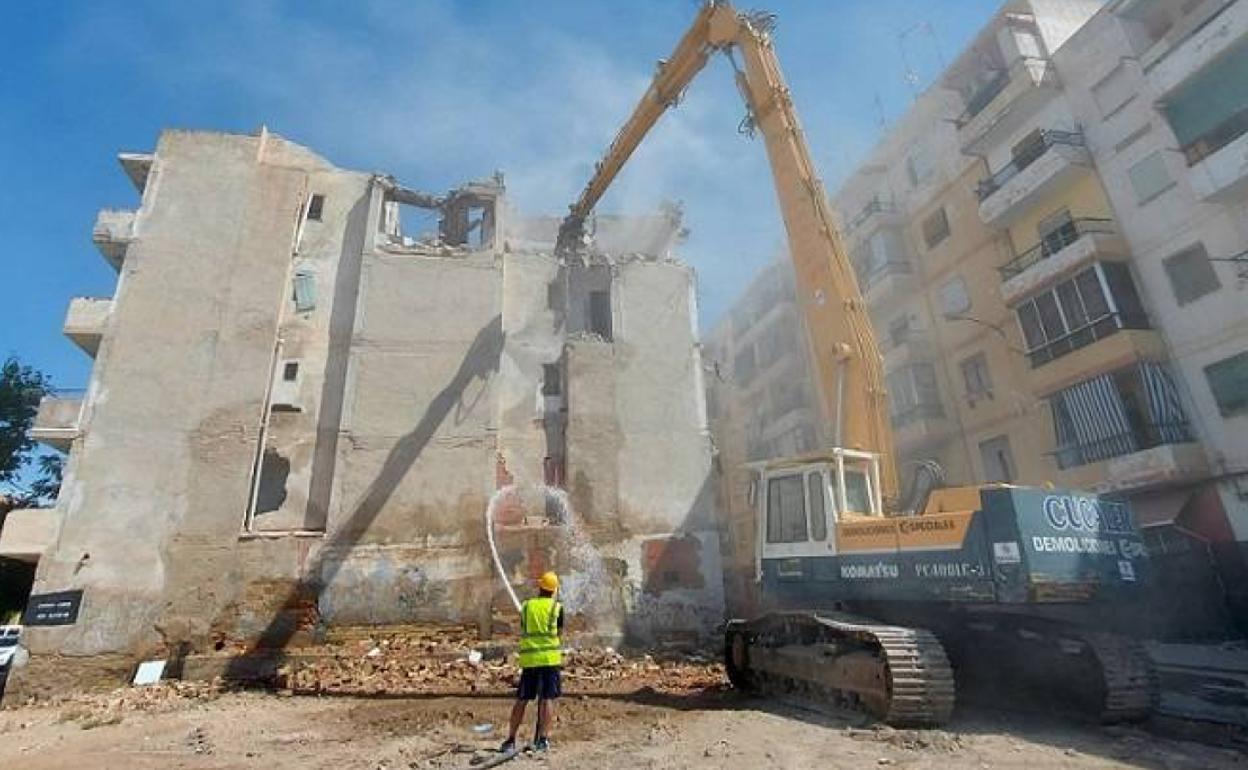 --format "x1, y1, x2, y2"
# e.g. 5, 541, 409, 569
485, 485, 523, 613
